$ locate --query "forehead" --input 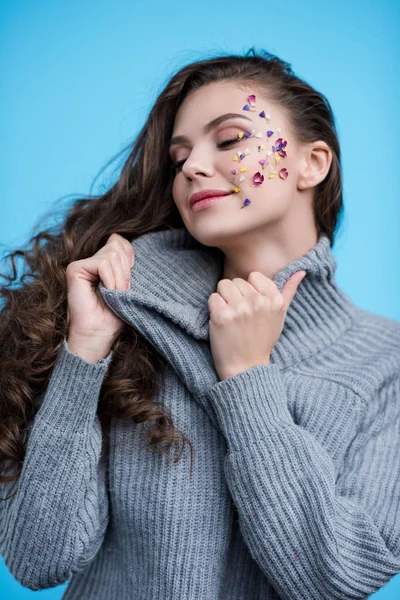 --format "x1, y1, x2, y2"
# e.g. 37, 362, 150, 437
172, 81, 278, 133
